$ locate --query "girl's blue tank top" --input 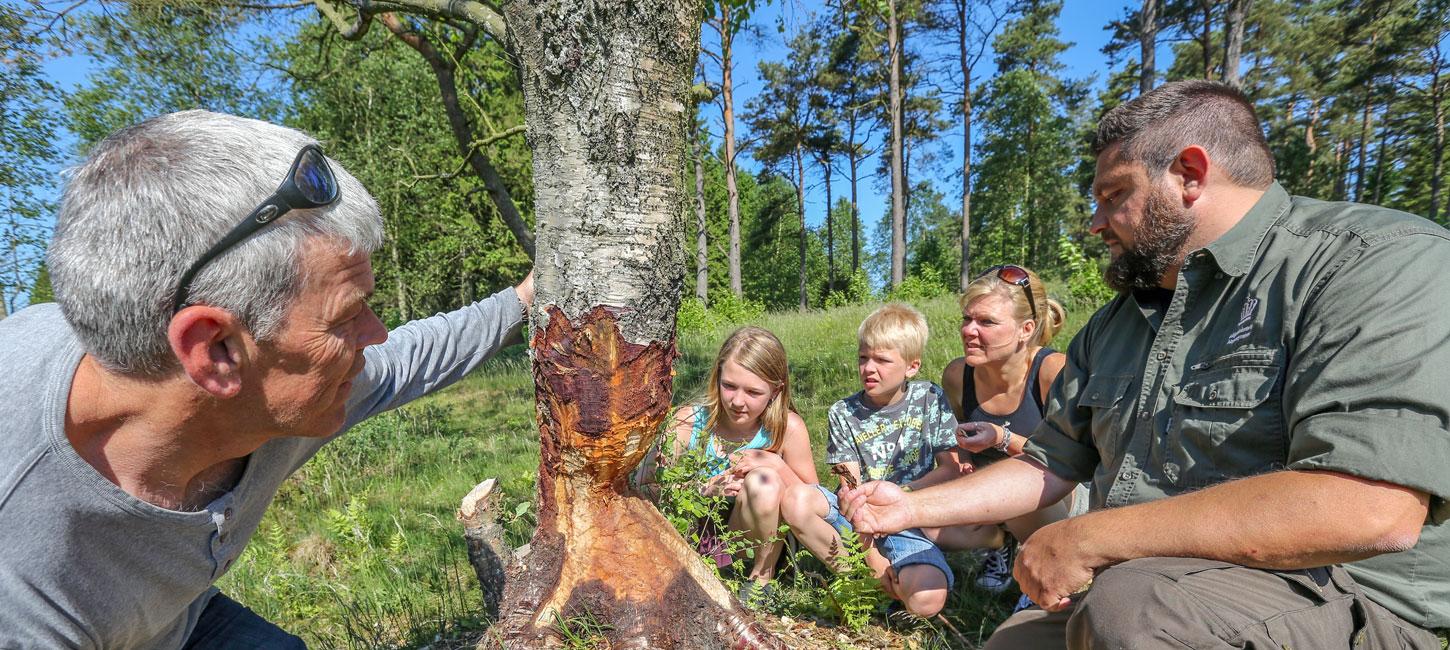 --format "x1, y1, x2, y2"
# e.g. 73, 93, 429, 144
685, 405, 772, 479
